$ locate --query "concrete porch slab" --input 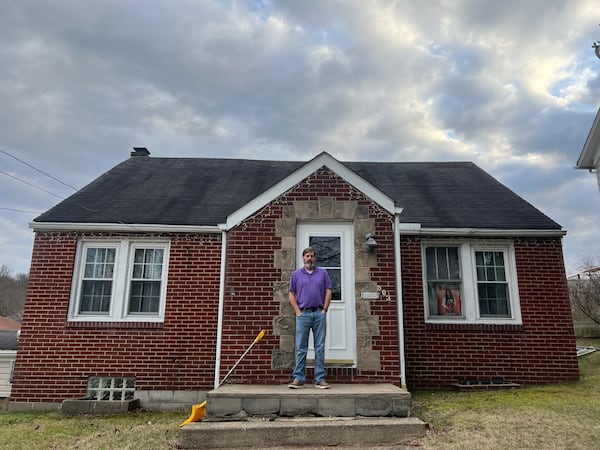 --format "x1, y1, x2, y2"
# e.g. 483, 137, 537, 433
206, 383, 412, 418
